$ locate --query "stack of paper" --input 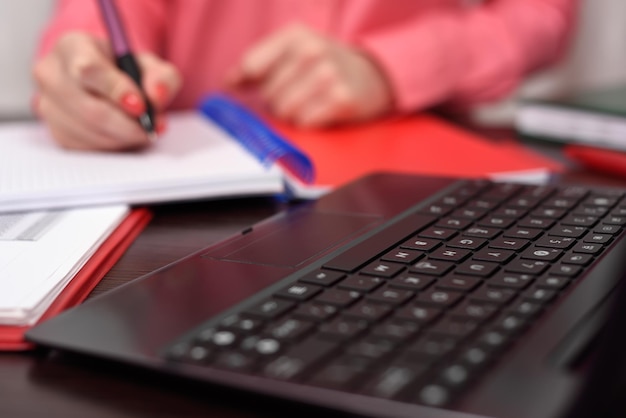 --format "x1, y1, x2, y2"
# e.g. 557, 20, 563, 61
0, 205, 130, 326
